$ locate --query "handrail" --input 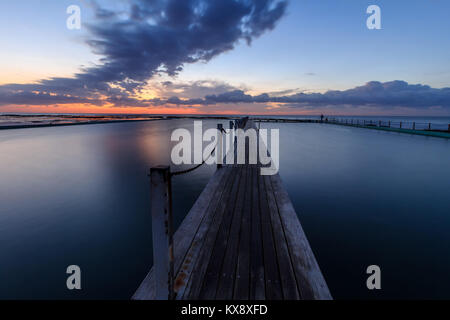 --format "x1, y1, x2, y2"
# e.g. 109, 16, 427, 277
325, 117, 450, 132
